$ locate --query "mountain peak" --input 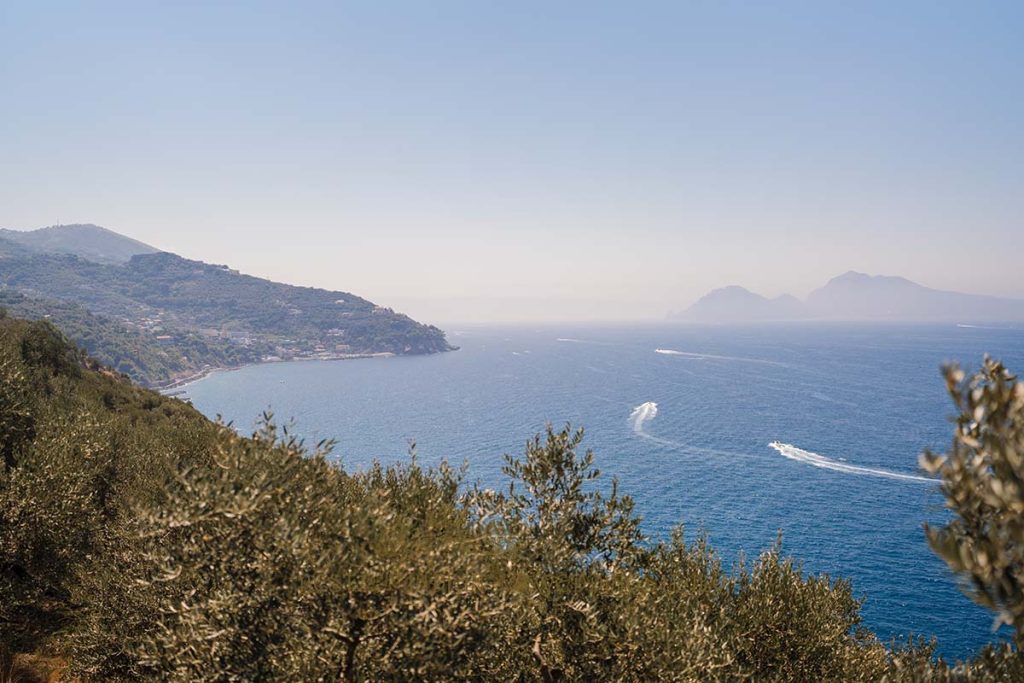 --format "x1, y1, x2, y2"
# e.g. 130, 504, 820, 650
0, 224, 159, 264
673, 285, 808, 322
705, 285, 760, 298
832, 270, 871, 282
827, 270, 915, 286
677, 272, 1024, 323
806, 272, 1024, 321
